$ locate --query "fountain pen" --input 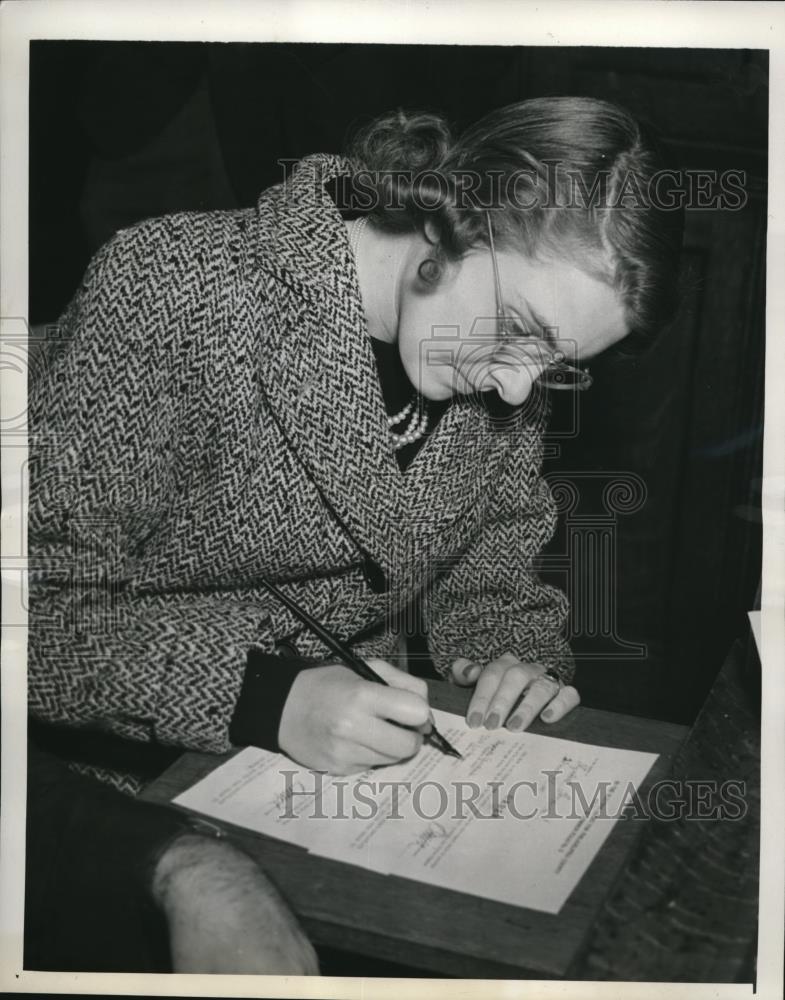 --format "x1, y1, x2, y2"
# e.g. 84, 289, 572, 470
260, 579, 462, 759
